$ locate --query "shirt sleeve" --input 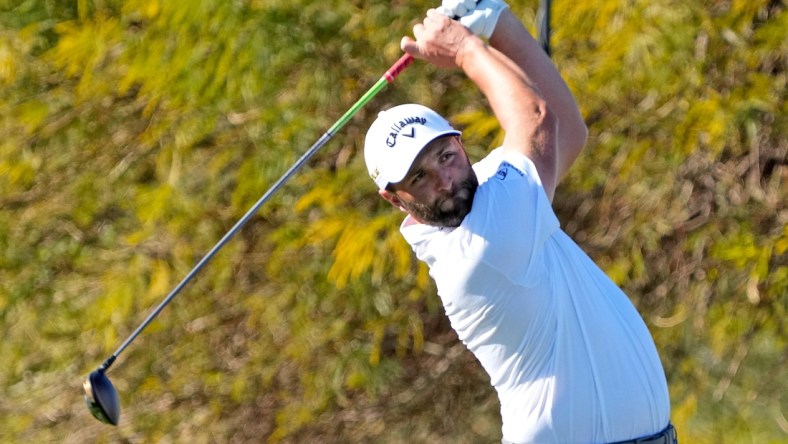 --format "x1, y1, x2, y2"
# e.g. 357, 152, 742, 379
465, 149, 560, 286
